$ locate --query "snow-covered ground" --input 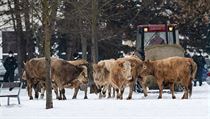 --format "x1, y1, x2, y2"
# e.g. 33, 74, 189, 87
0, 82, 210, 119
